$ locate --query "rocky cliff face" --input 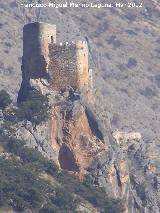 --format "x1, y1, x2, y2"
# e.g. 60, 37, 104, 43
50, 98, 106, 179
16, 77, 160, 213
18, 75, 106, 180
